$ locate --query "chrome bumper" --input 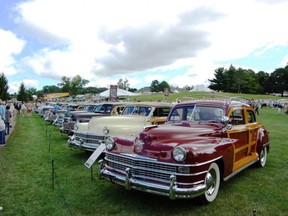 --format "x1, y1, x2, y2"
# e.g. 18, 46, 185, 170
98, 160, 206, 200
68, 135, 100, 151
